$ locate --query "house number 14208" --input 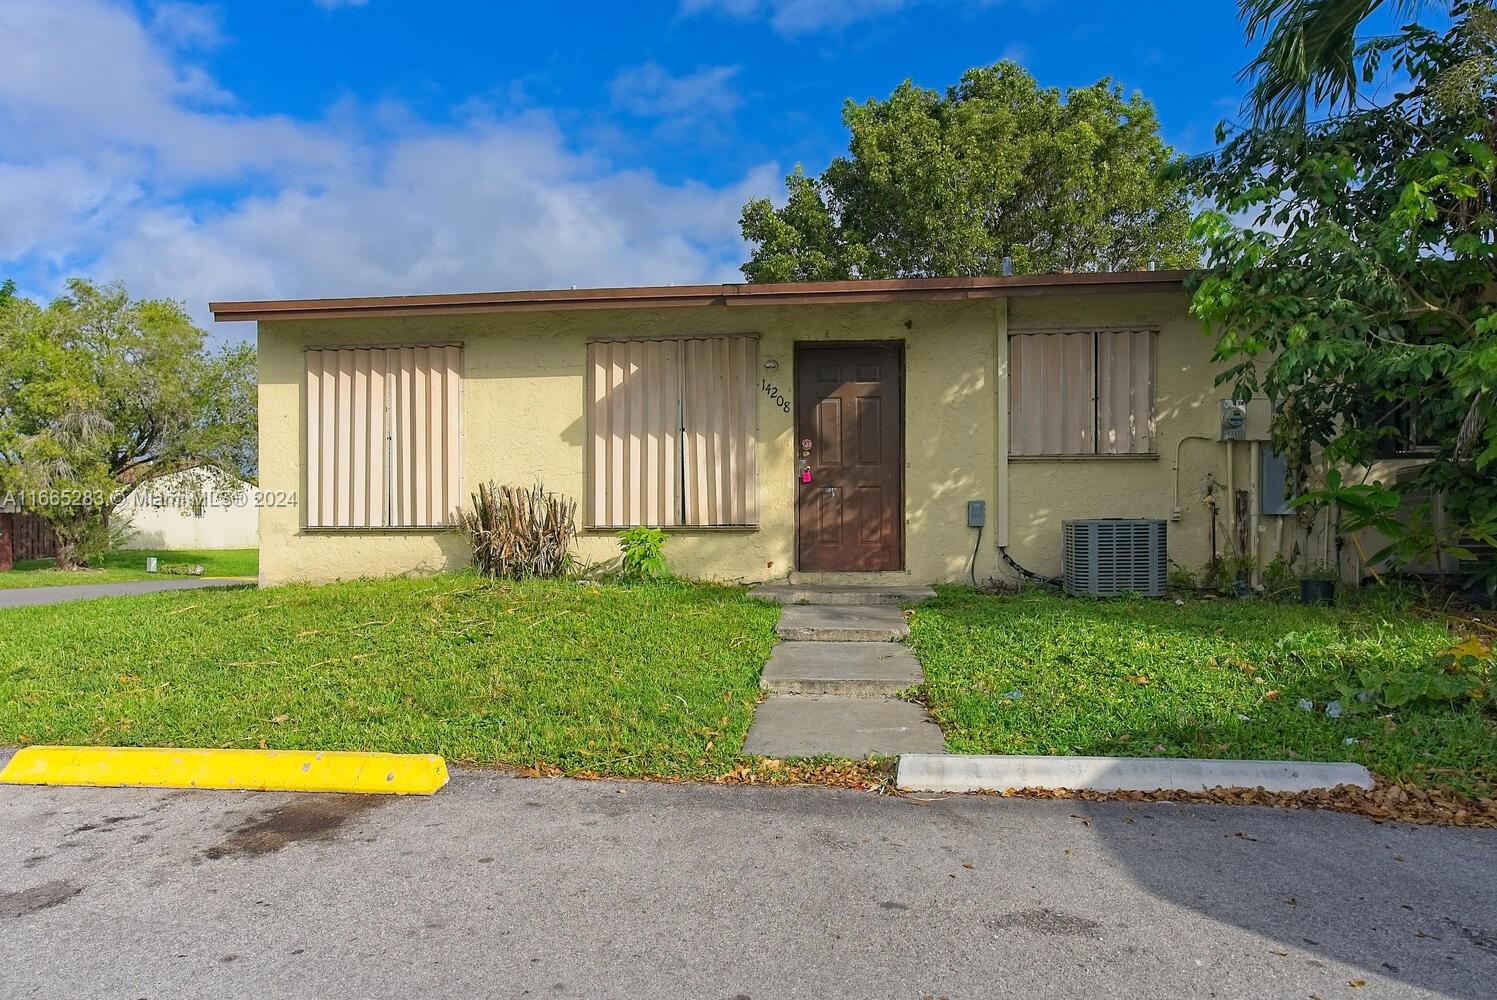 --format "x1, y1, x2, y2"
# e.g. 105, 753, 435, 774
760, 379, 790, 413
